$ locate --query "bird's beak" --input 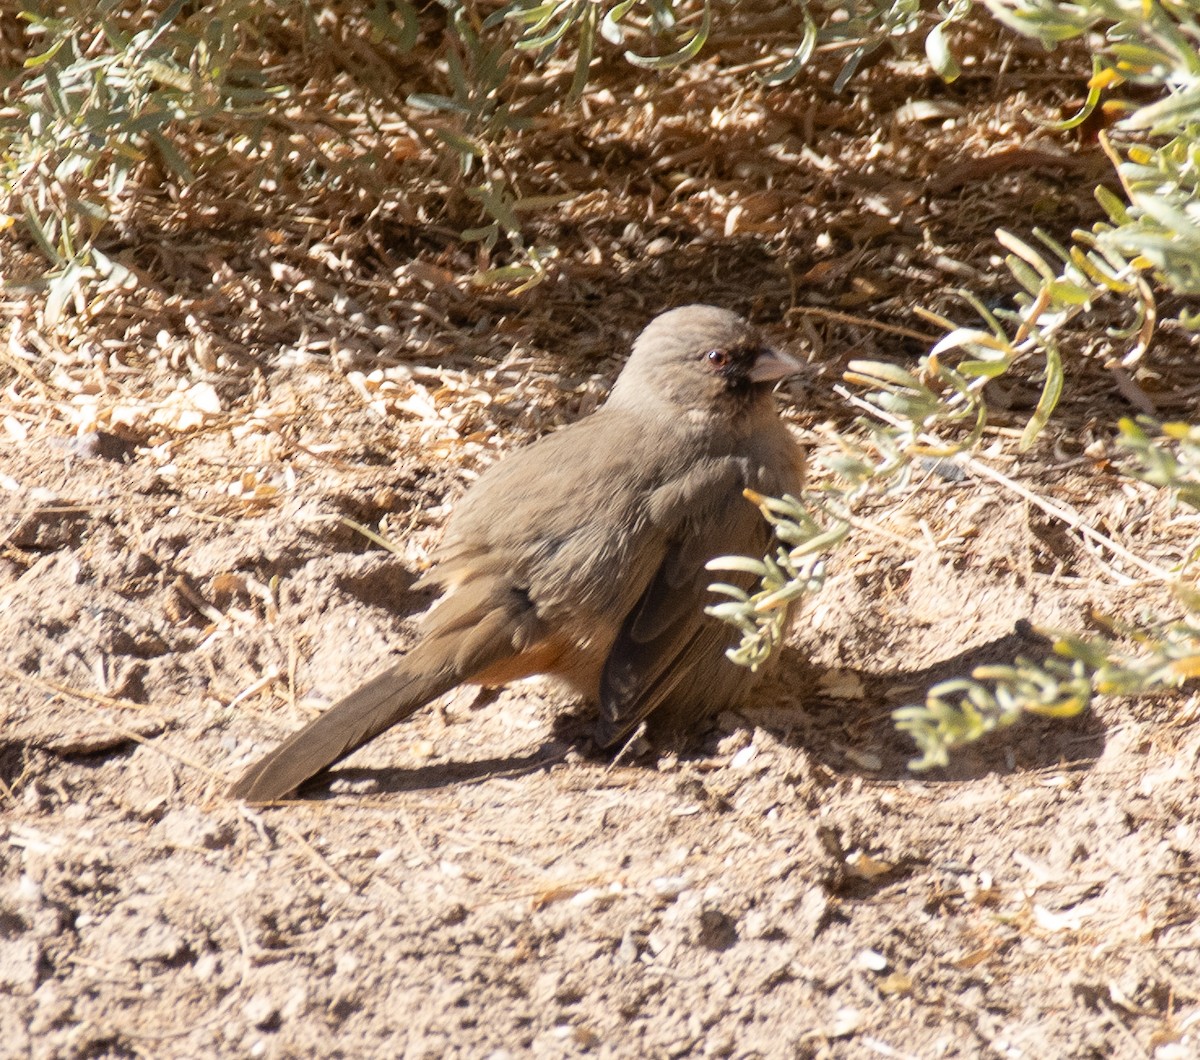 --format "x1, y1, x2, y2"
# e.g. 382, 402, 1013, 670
747, 346, 802, 383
